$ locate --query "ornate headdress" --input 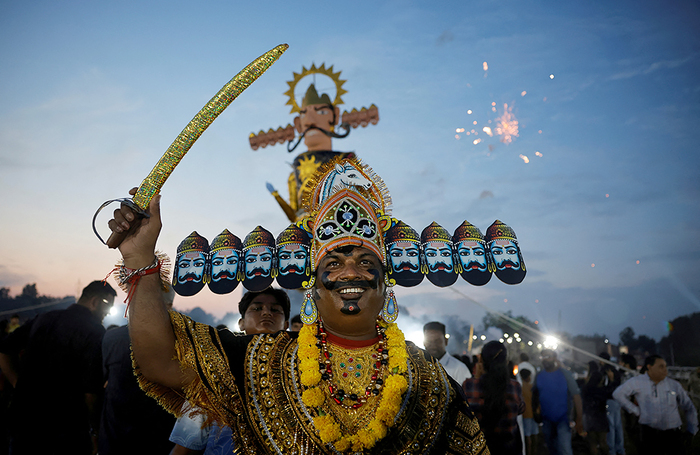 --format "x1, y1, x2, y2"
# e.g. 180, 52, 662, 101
485, 219, 518, 243
169, 160, 526, 296
177, 231, 210, 254
210, 228, 242, 252
300, 157, 392, 276
301, 84, 333, 108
